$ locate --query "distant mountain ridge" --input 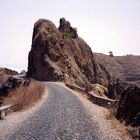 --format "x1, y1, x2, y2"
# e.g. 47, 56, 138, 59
94, 53, 140, 85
